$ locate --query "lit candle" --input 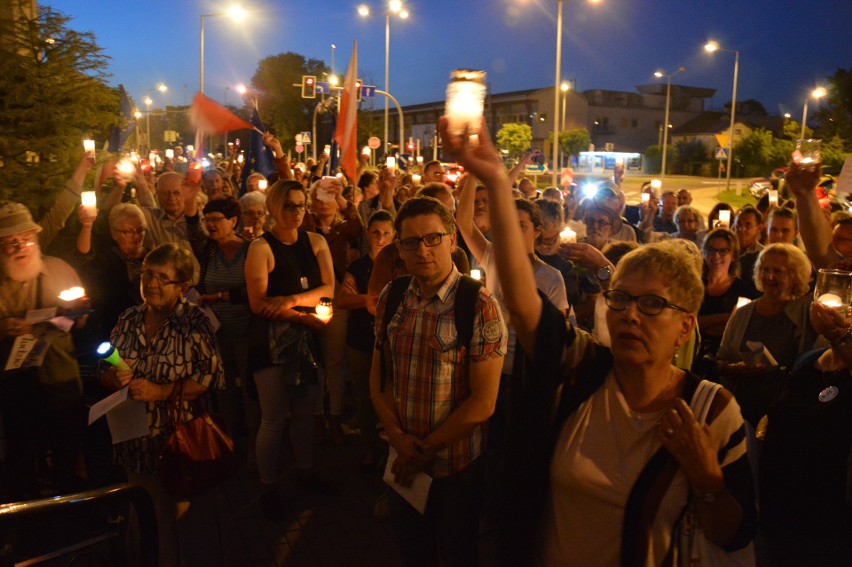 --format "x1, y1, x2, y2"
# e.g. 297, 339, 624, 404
148, 152, 156, 163
735, 296, 752, 309
641, 192, 650, 204
59, 286, 86, 302
315, 297, 333, 323
81, 191, 97, 216
117, 159, 135, 181
768, 189, 778, 207
362, 146, 371, 156
412, 174, 422, 186
559, 227, 577, 243
129, 151, 139, 163
650, 179, 662, 191
416, 156, 424, 165
817, 293, 844, 308
445, 69, 487, 137
83, 139, 96, 159
718, 210, 731, 228
470, 269, 482, 281
257, 179, 268, 192
165, 149, 174, 159
386, 156, 396, 169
